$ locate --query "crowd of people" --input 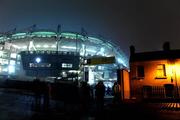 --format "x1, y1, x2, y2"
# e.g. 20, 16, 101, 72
32, 78, 122, 113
